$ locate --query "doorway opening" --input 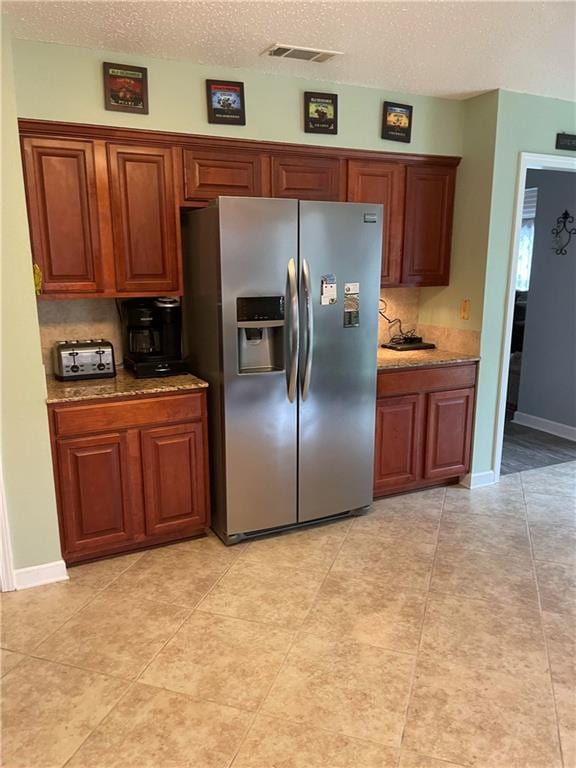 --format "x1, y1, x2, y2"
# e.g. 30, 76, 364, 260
495, 154, 576, 477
